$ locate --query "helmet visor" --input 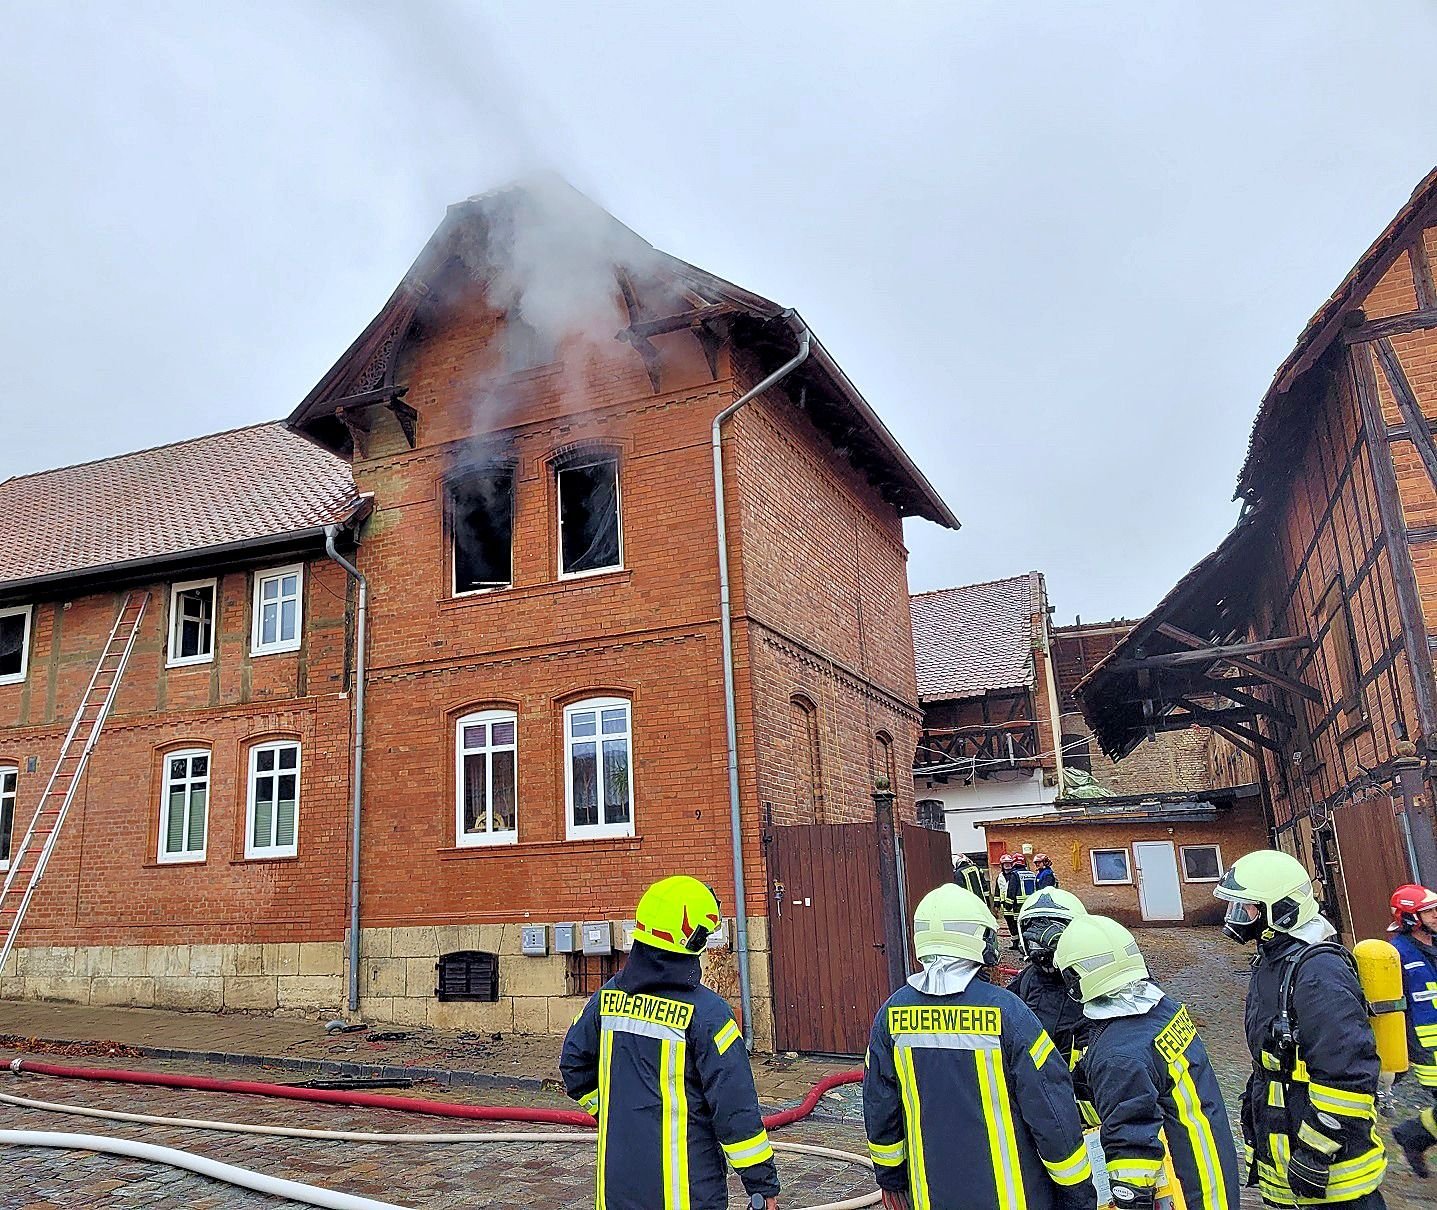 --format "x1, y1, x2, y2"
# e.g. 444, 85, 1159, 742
1222, 897, 1264, 943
